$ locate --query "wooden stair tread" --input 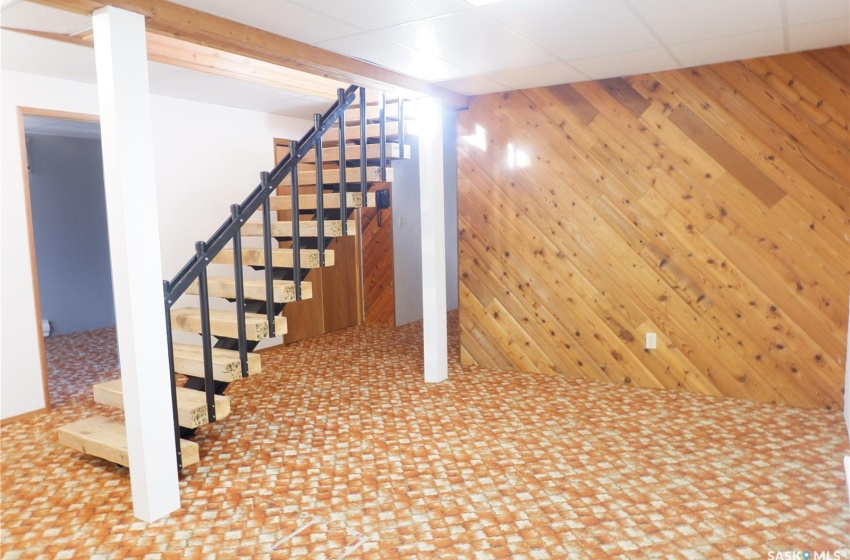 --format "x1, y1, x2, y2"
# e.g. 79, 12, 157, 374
299, 143, 408, 164
280, 167, 391, 187
172, 343, 261, 381
170, 308, 286, 341
186, 277, 312, 303
241, 219, 356, 238
343, 103, 408, 125
58, 416, 199, 468
214, 247, 334, 269
321, 121, 405, 146
94, 379, 231, 430
269, 192, 375, 211
347, 90, 400, 108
